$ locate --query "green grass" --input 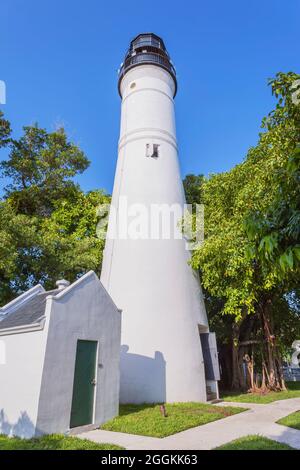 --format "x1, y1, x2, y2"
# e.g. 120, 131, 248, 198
0, 434, 124, 450
277, 411, 300, 430
215, 435, 295, 450
221, 381, 300, 404
101, 402, 247, 438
